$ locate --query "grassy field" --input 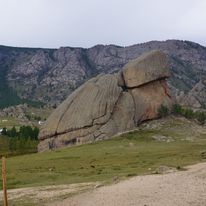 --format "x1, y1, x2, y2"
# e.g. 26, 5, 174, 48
25, 106, 52, 122
0, 116, 21, 128
0, 106, 53, 128
0, 117, 206, 191
0, 136, 10, 156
